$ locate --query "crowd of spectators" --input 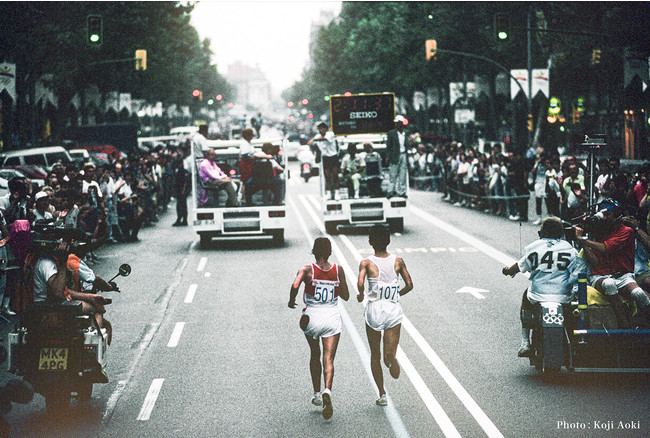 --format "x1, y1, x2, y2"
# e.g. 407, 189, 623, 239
405, 135, 649, 226
0, 145, 189, 316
